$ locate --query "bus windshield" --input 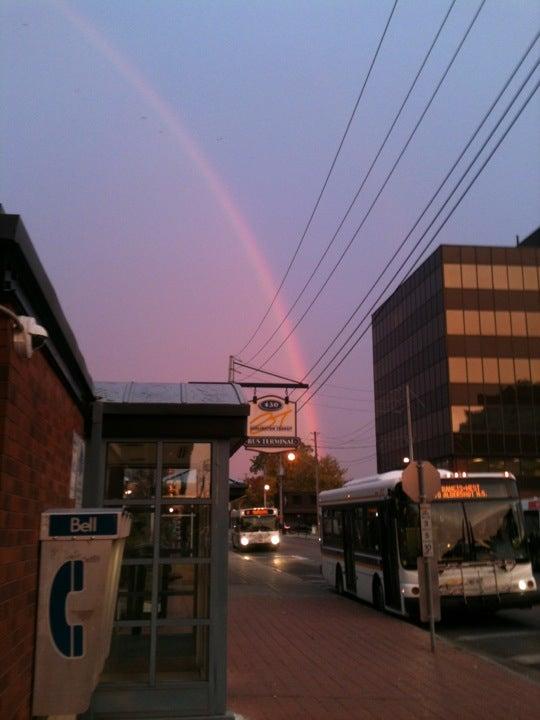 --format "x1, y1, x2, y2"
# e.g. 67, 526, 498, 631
240, 515, 278, 532
433, 500, 527, 563
397, 497, 528, 568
